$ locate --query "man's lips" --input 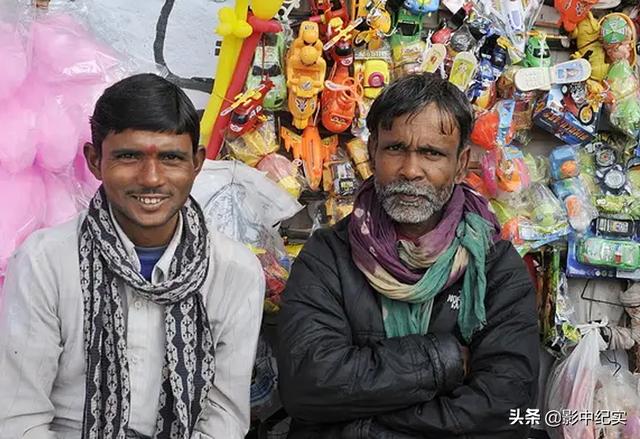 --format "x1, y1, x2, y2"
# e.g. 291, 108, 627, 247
130, 194, 170, 208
